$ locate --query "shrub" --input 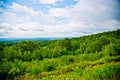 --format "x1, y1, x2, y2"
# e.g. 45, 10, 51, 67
85, 64, 120, 80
